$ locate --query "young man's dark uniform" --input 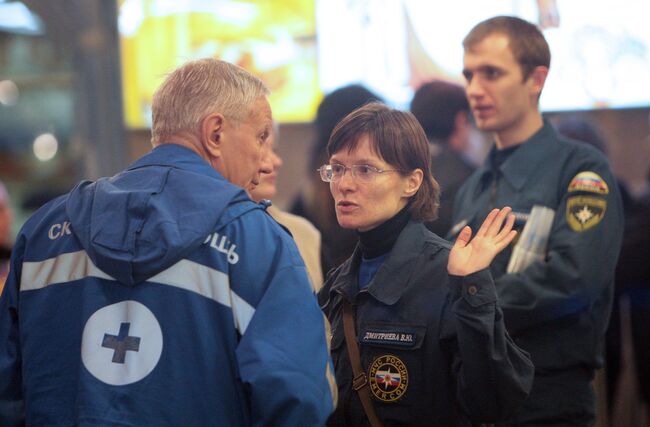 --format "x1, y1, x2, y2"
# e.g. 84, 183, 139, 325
450, 121, 623, 424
